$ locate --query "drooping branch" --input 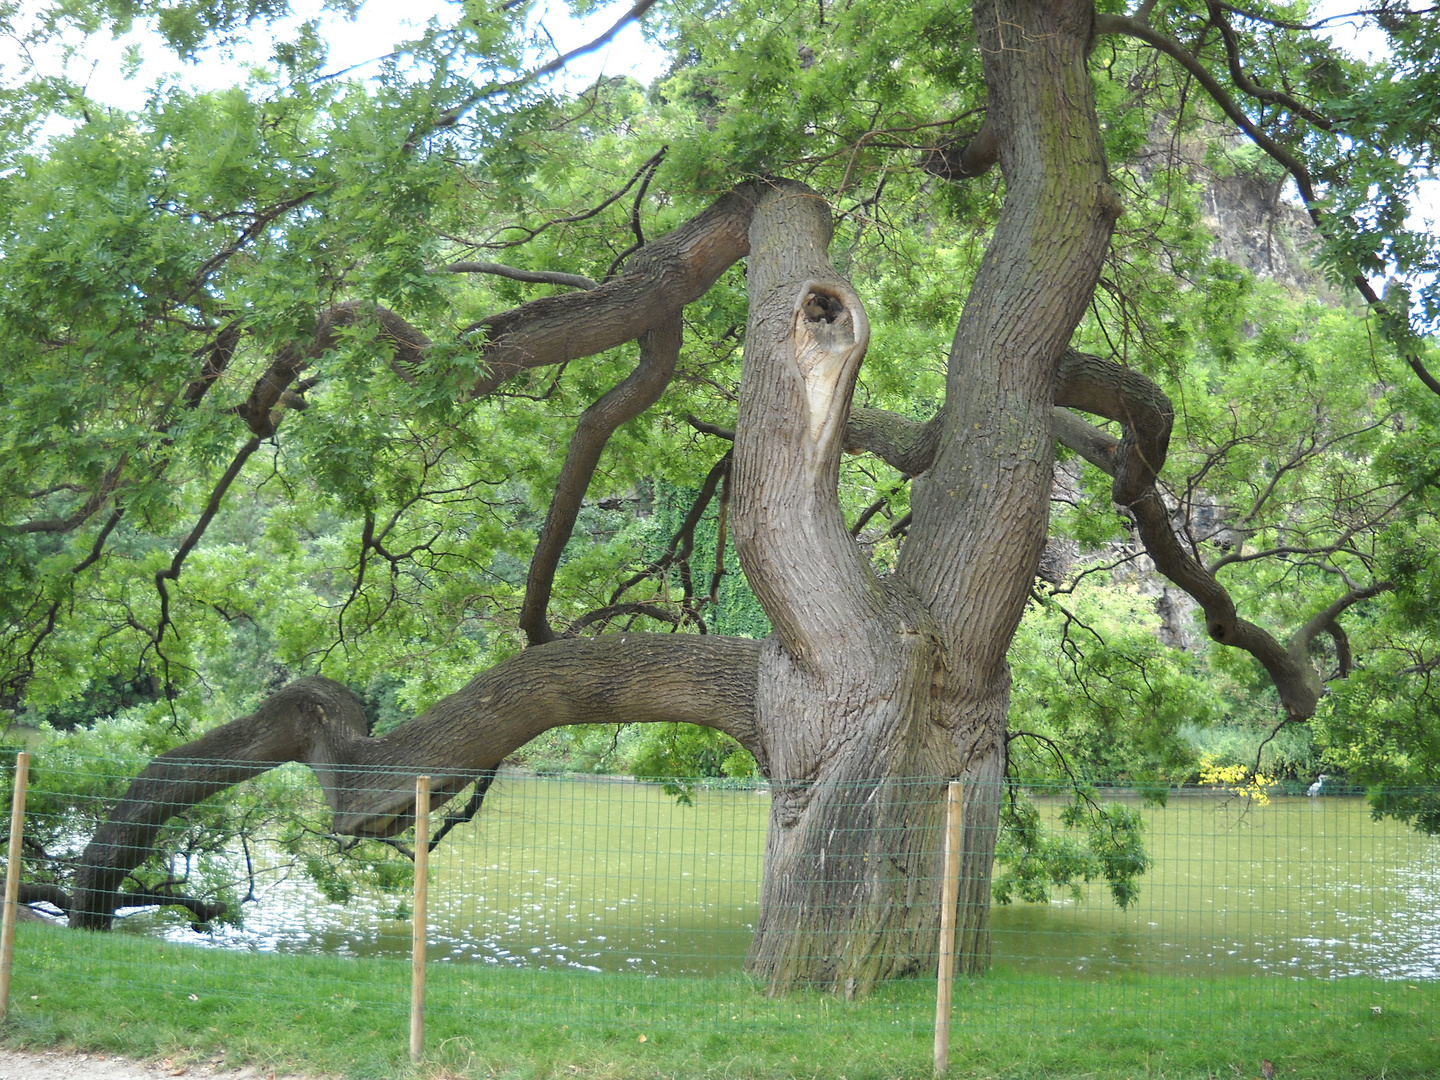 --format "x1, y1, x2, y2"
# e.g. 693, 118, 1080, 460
459, 147, 669, 252
603, 146, 667, 282
115, 886, 229, 927
842, 342, 1386, 722
1205, 1, 1333, 131
709, 467, 731, 603
520, 316, 683, 644
1093, 14, 1314, 191
151, 434, 265, 647
426, 769, 497, 853
148, 310, 398, 645
1324, 619, 1352, 679
1049, 356, 1389, 720
67, 633, 761, 929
